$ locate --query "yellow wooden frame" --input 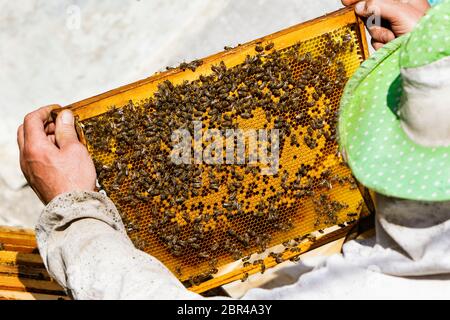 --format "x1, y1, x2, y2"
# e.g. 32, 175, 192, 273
48, 6, 369, 294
